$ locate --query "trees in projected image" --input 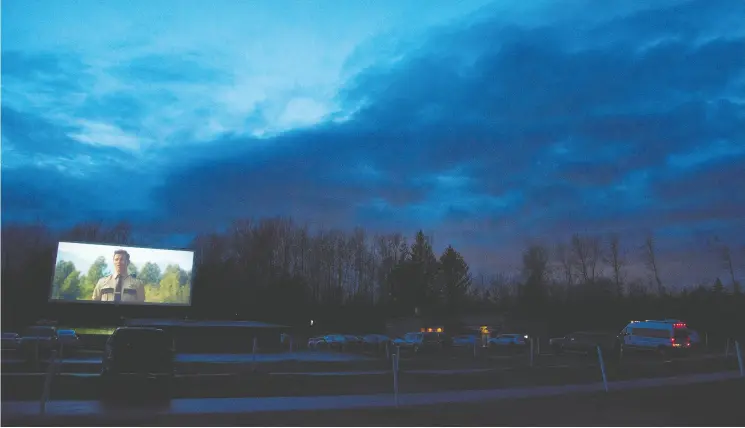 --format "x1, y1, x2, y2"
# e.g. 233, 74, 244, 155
144, 265, 191, 304
51, 257, 191, 304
